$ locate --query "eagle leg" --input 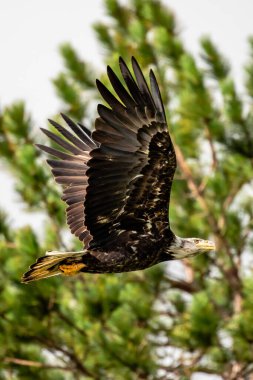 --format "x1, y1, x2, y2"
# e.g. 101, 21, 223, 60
59, 262, 86, 276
